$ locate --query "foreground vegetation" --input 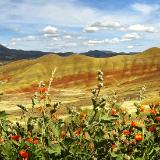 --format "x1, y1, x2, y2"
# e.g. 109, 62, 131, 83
0, 70, 160, 160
